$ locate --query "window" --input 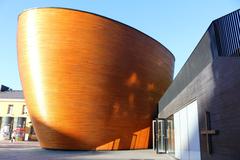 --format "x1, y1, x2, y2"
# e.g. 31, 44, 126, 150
22, 105, 28, 114
7, 105, 13, 114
